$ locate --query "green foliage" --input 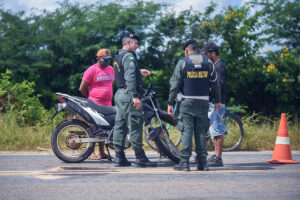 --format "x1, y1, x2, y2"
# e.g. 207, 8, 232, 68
0, 70, 48, 125
260, 47, 300, 115
254, 0, 300, 51
0, 112, 54, 151
0, 1, 162, 108
0, 0, 299, 117
1, 111, 299, 151
241, 113, 300, 150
